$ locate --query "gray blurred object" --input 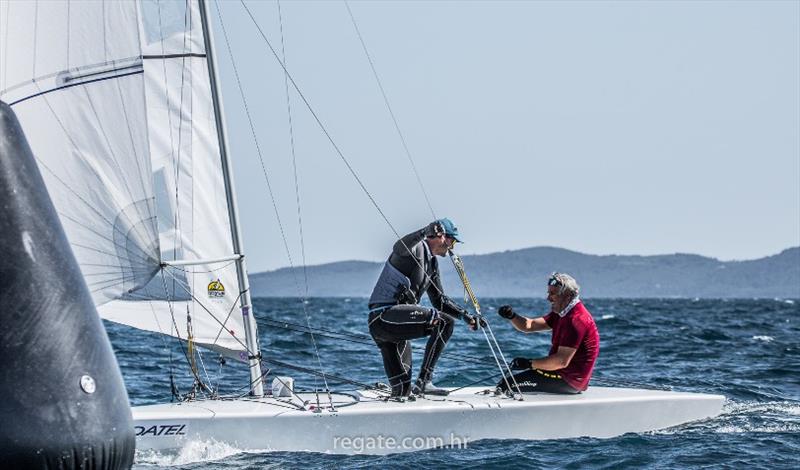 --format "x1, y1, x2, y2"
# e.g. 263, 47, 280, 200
0, 101, 134, 469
